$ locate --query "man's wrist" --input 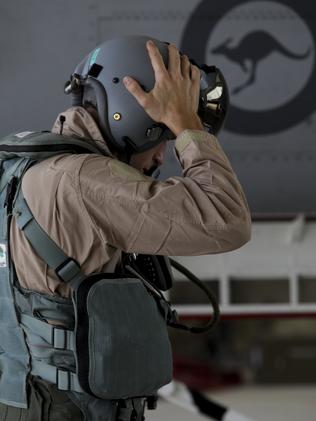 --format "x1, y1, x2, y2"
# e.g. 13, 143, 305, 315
167, 115, 204, 136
